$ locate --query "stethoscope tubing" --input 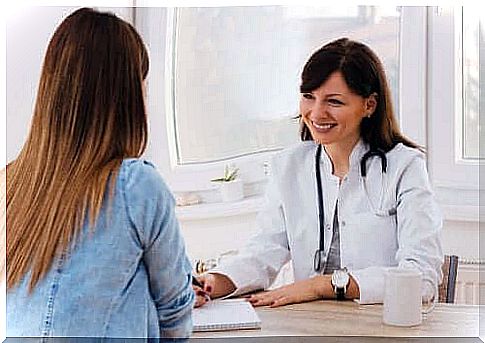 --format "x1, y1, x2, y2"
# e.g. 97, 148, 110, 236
313, 144, 326, 272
